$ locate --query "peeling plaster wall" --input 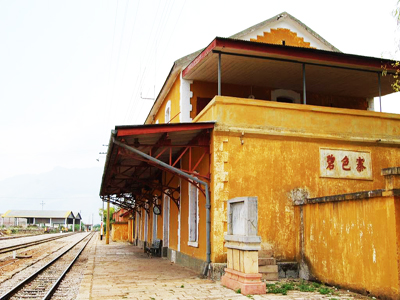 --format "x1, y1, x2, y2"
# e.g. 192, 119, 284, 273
195, 96, 400, 269
111, 222, 129, 242
303, 196, 400, 299
152, 75, 181, 124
